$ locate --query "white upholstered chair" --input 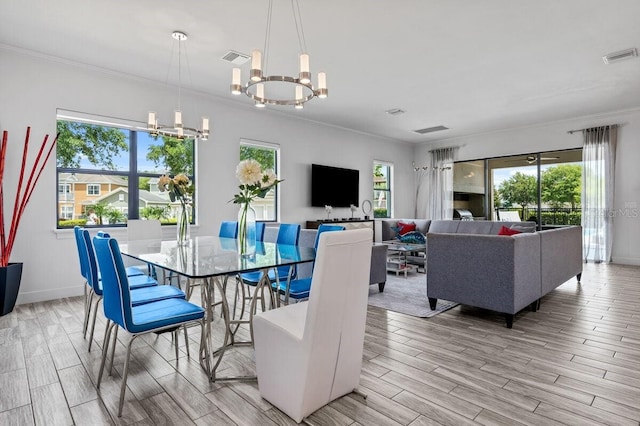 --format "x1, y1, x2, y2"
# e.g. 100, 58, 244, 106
252, 228, 373, 423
